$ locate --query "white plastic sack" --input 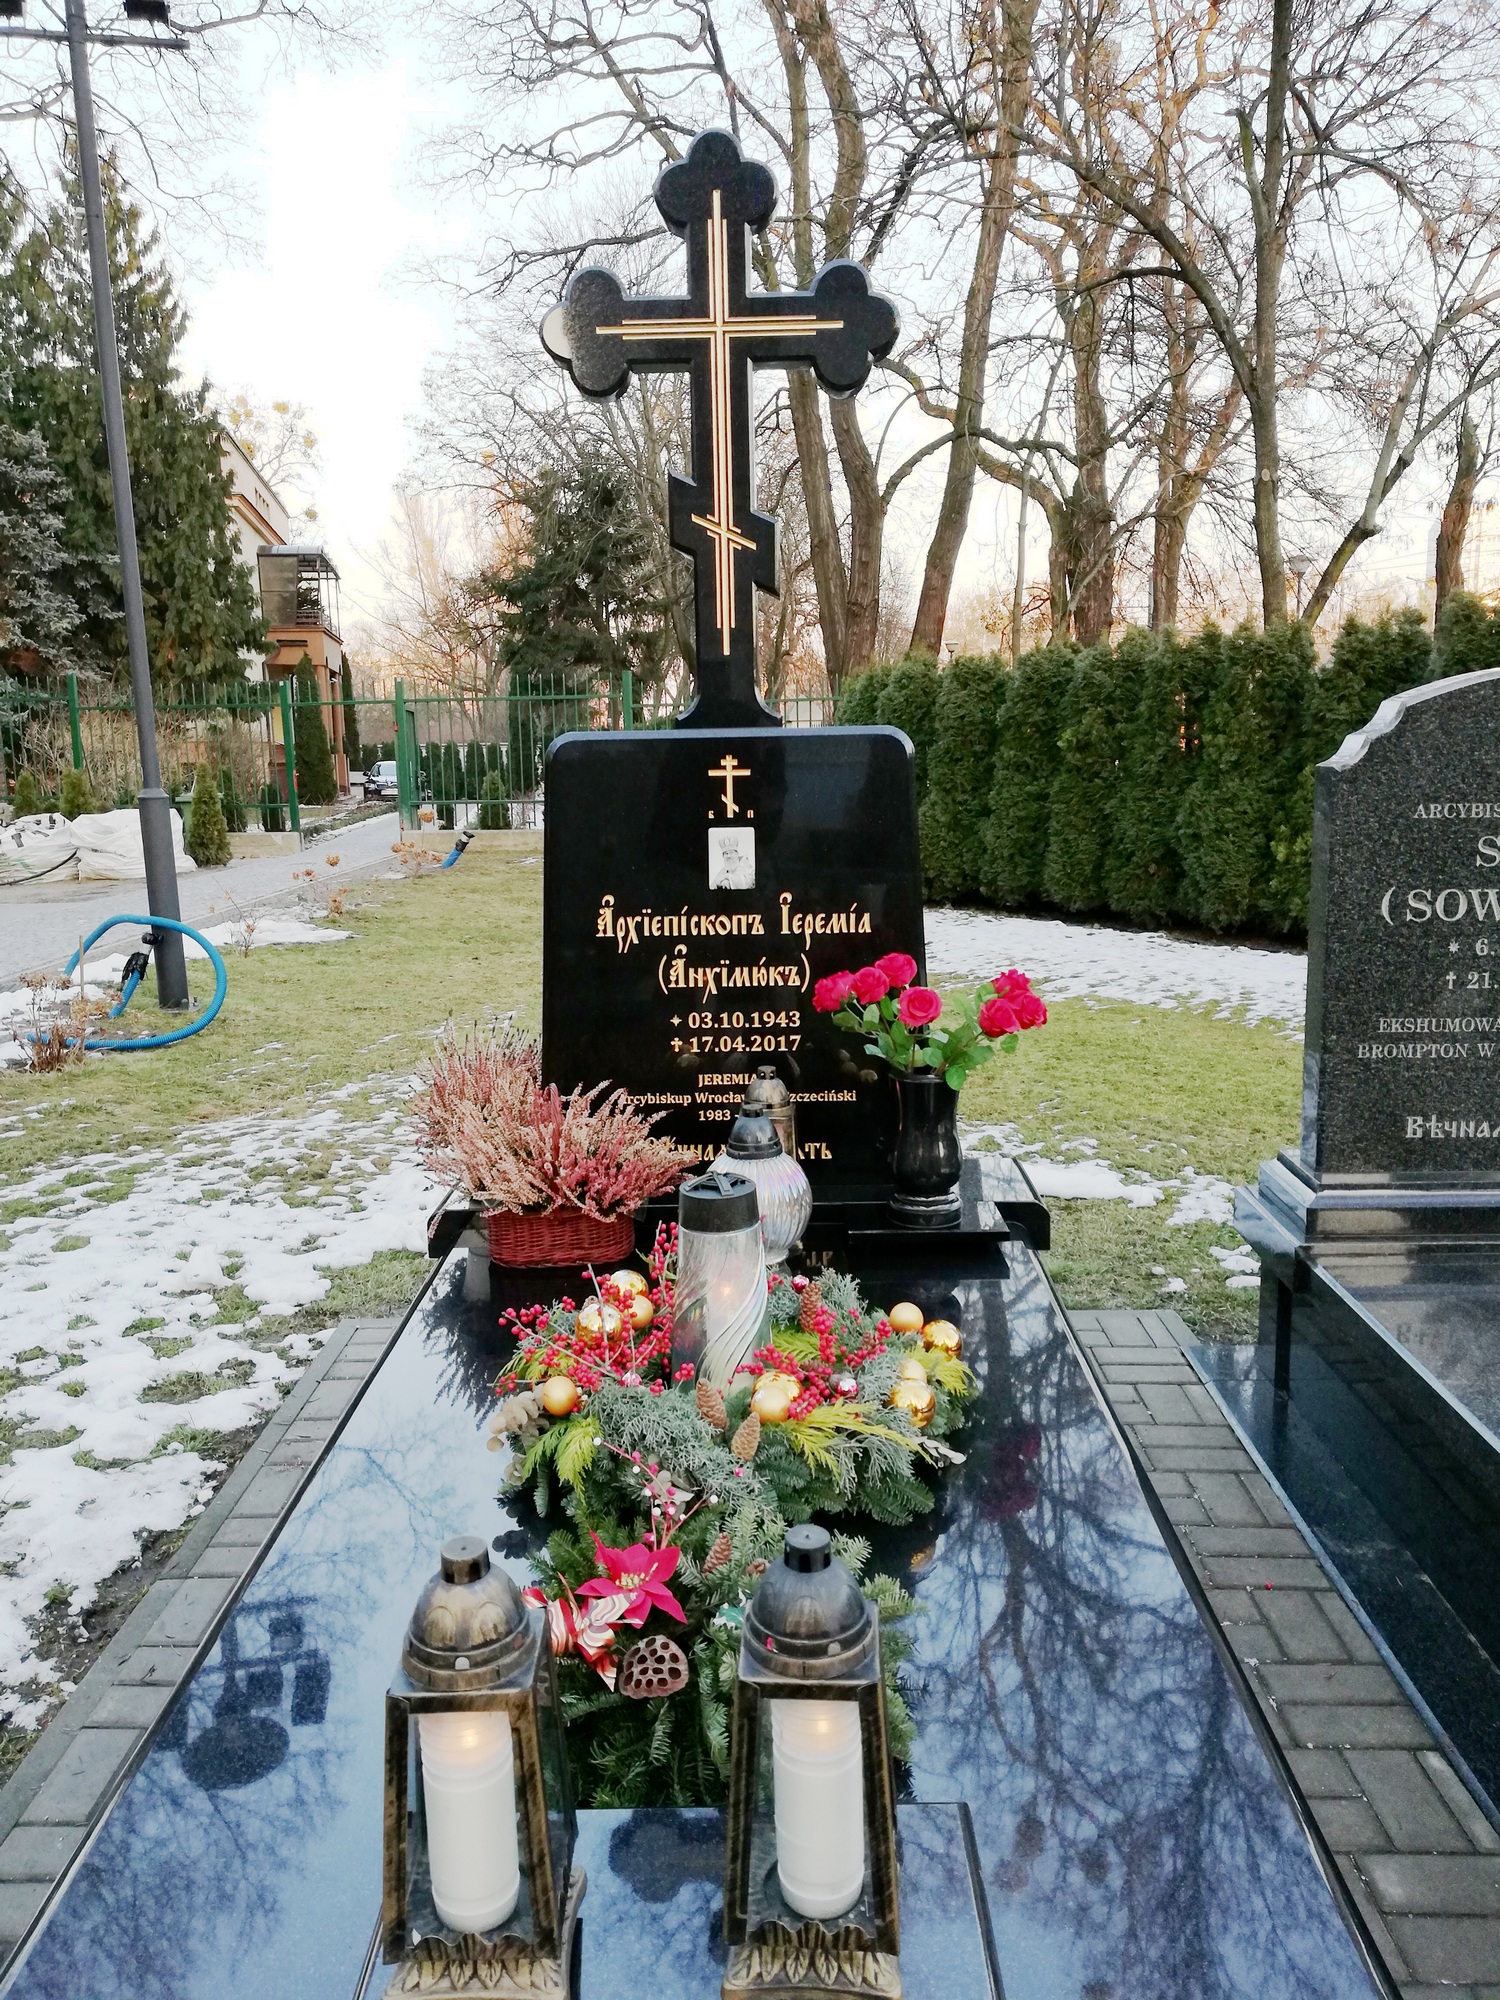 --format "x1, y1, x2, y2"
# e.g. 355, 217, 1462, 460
0, 812, 79, 883
72, 808, 196, 882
